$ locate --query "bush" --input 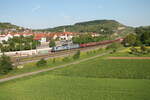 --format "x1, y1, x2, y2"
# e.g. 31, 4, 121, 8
62, 57, 70, 62
36, 58, 47, 67
147, 49, 150, 53
93, 50, 96, 54
73, 50, 80, 60
140, 45, 148, 54
130, 47, 138, 54
141, 45, 147, 51
52, 58, 56, 63
106, 43, 122, 50
0, 54, 13, 74
129, 46, 150, 56
86, 51, 90, 55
